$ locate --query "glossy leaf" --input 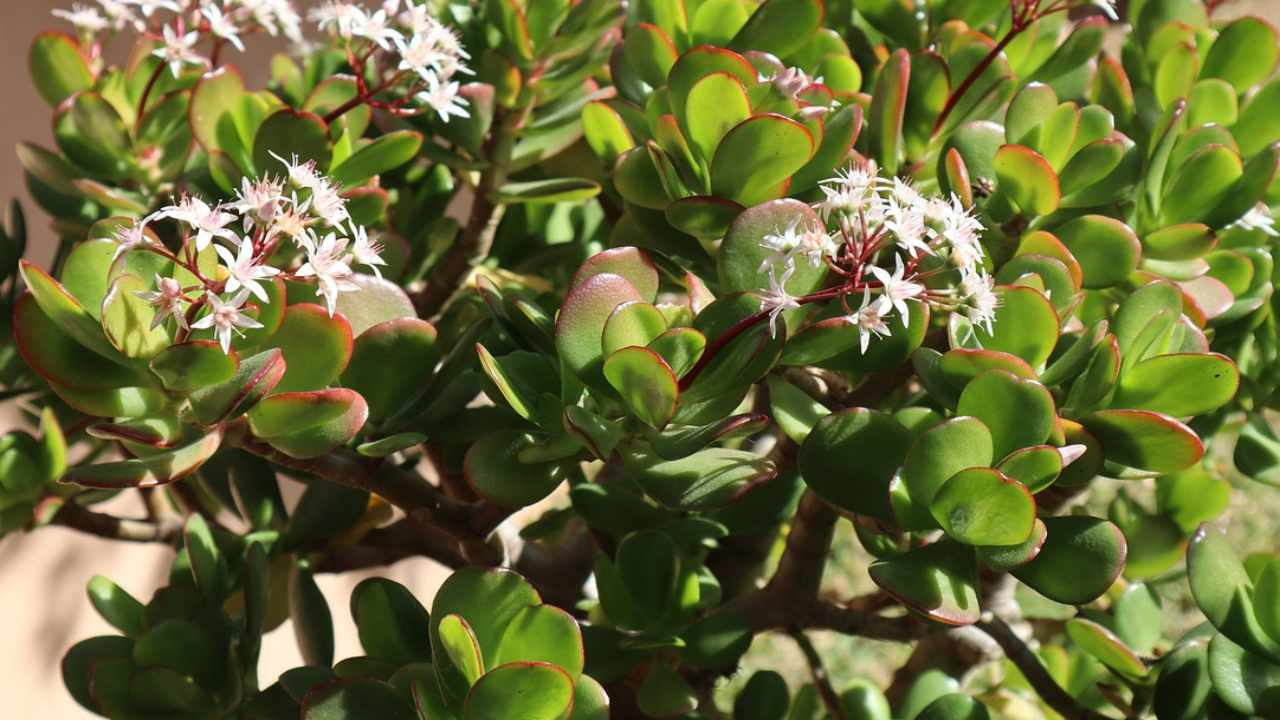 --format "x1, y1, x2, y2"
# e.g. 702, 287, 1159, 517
1011, 516, 1126, 605
869, 540, 980, 625
930, 468, 1035, 546
799, 408, 912, 519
